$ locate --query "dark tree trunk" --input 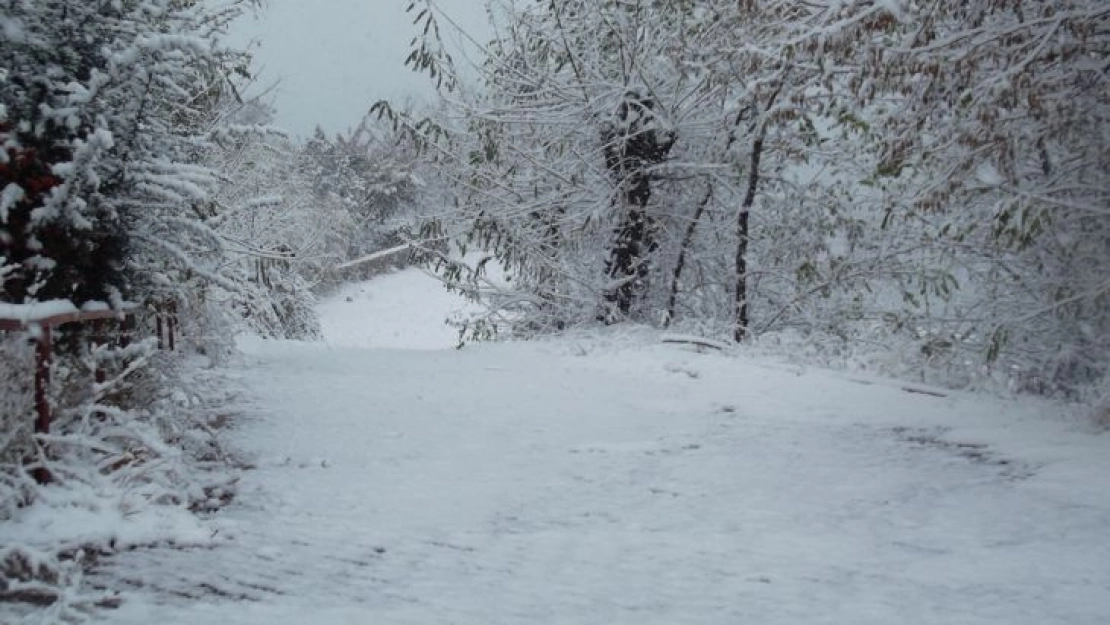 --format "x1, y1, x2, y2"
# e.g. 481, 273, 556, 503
607, 201, 653, 317
601, 93, 674, 322
735, 135, 763, 342
664, 185, 713, 327
666, 106, 748, 328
